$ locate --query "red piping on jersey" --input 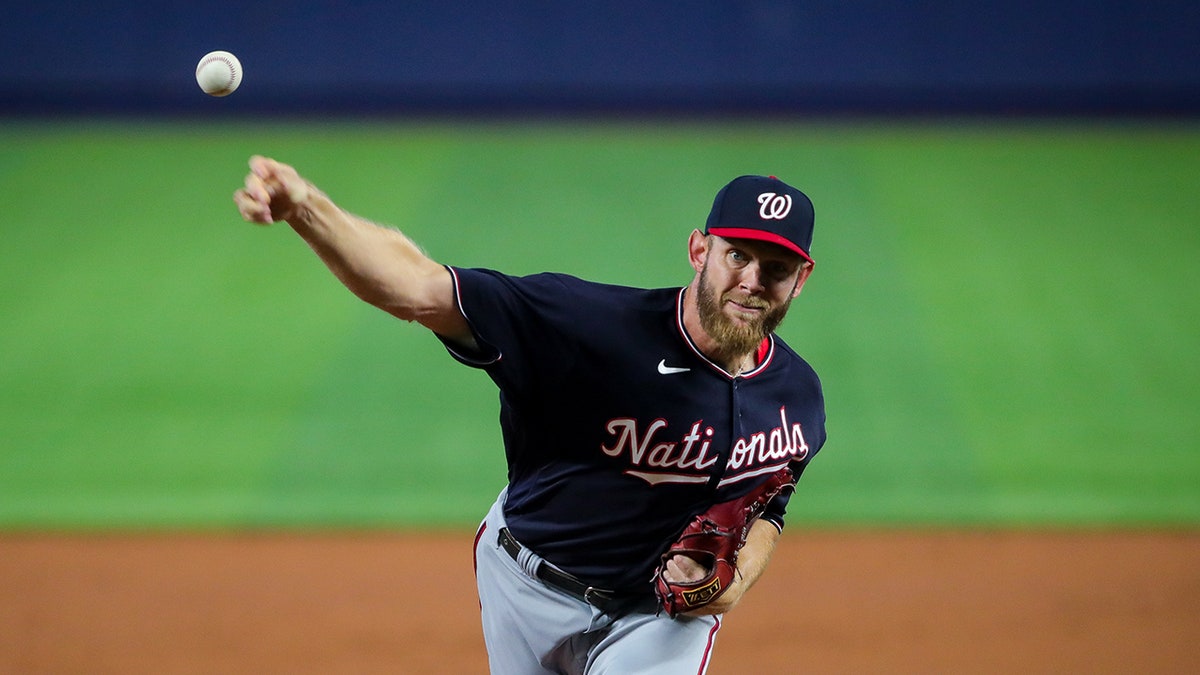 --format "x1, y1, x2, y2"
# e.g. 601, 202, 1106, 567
697, 615, 721, 673
755, 337, 771, 365
675, 288, 775, 379
472, 521, 488, 610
